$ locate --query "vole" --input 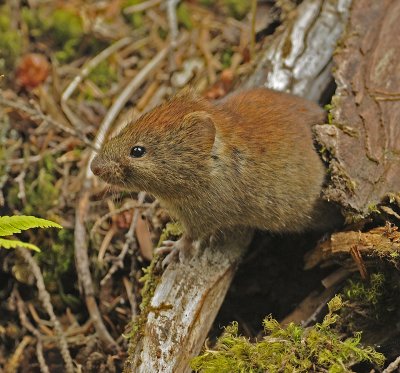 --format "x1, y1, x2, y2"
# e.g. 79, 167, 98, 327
91, 88, 339, 260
